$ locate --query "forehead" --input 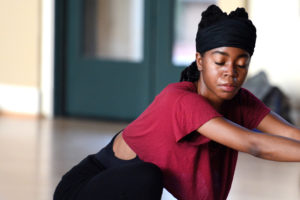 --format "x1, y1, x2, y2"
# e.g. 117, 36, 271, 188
207, 47, 250, 58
